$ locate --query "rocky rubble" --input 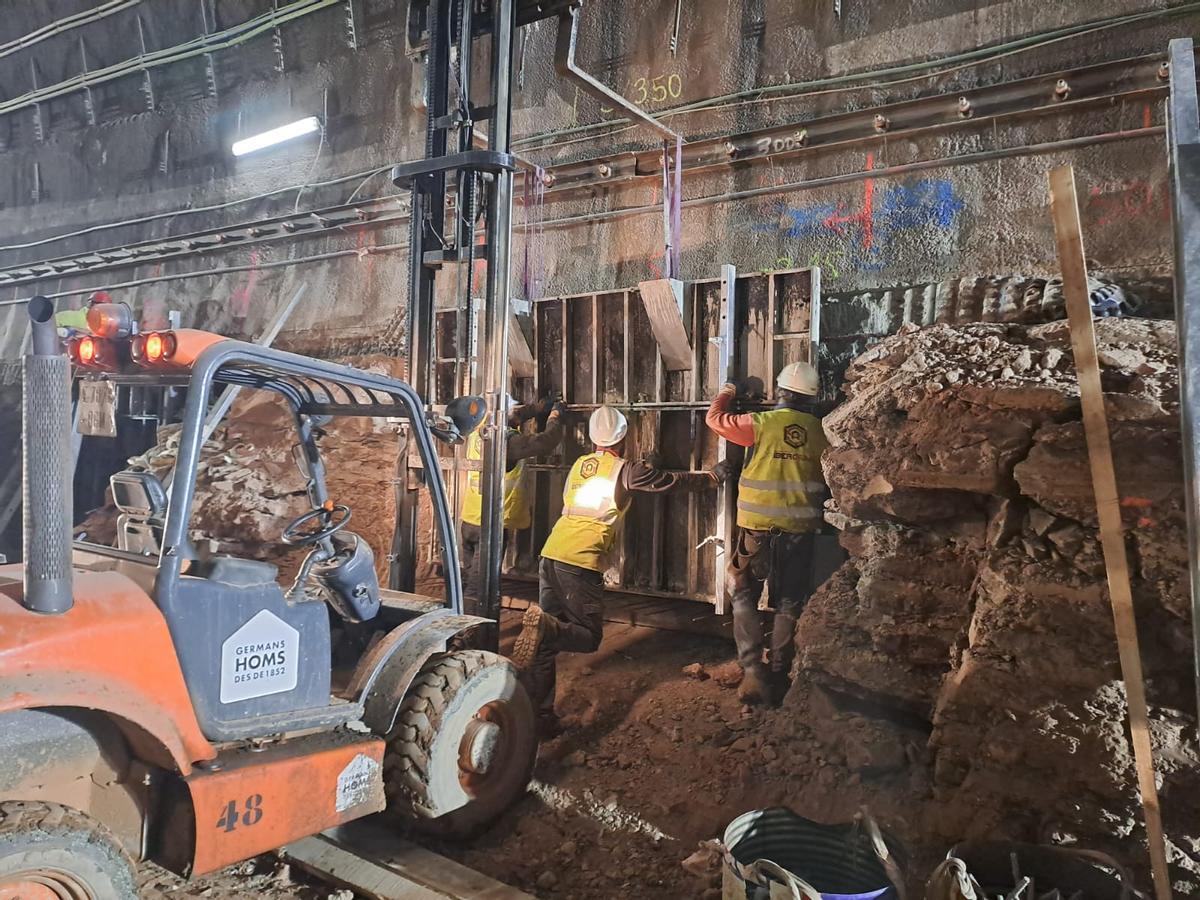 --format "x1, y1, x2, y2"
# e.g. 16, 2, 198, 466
791, 318, 1200, 887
